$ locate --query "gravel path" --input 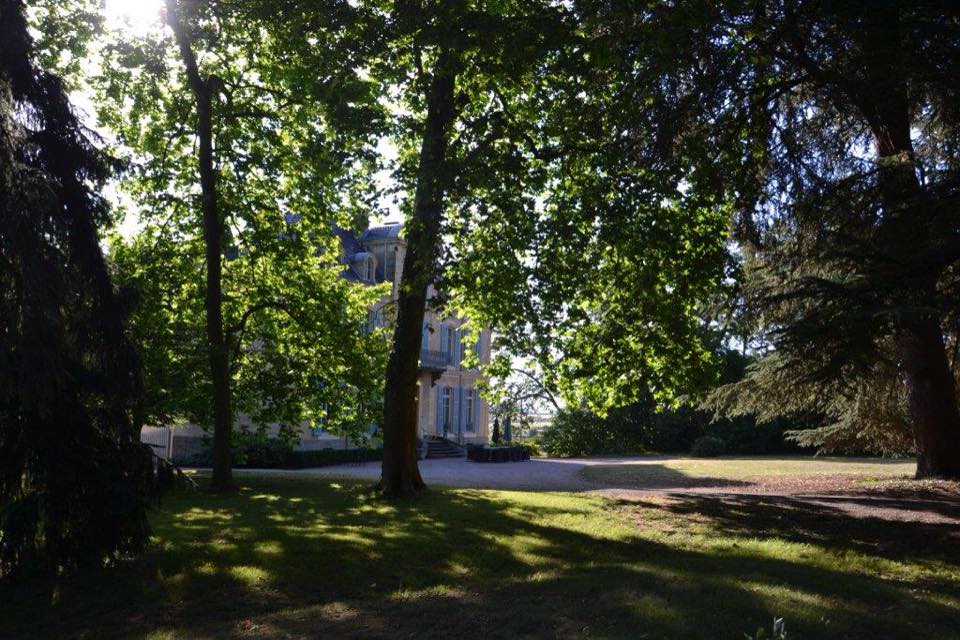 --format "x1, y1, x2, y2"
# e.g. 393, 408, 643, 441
234, 456, 960, 526
237, 456, 612, 492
